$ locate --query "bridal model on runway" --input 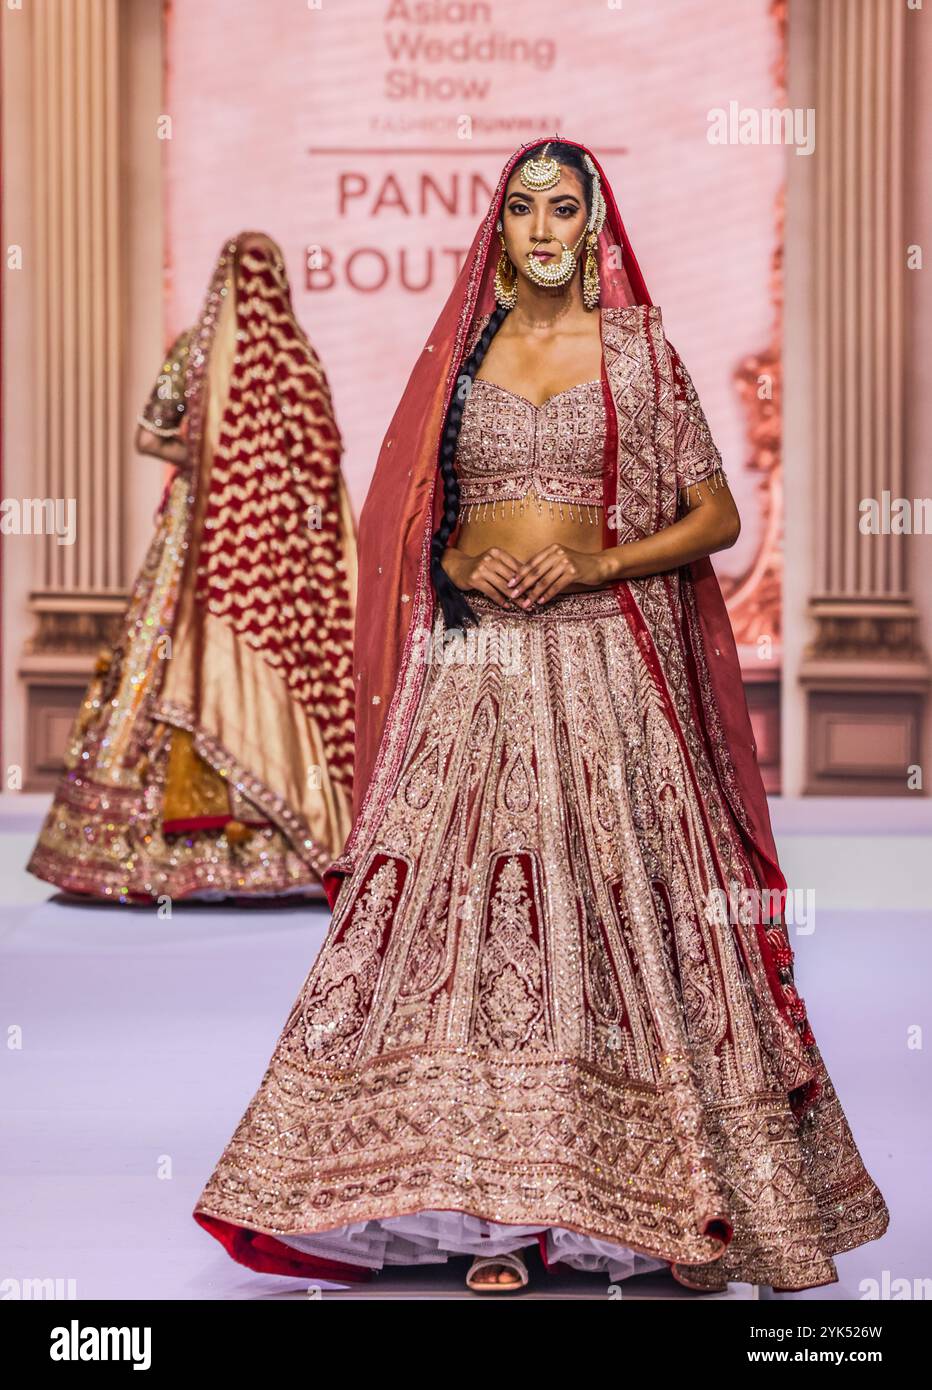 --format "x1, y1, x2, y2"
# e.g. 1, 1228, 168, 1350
27, 233, 358, 903
192, 139, 889, 1293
